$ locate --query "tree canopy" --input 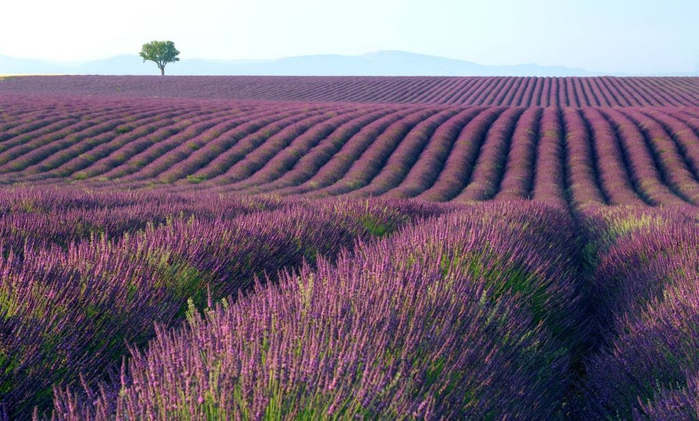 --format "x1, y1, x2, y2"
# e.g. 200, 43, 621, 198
139, 41, 180, 76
